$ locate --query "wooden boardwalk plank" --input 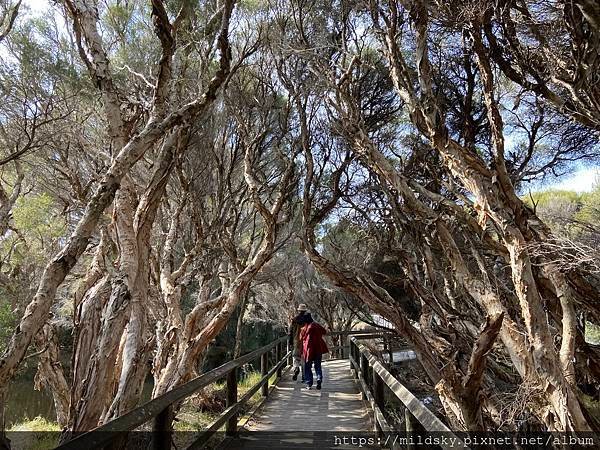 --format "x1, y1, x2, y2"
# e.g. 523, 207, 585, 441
221, 360, 377, 449
244, 359, 372, 432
